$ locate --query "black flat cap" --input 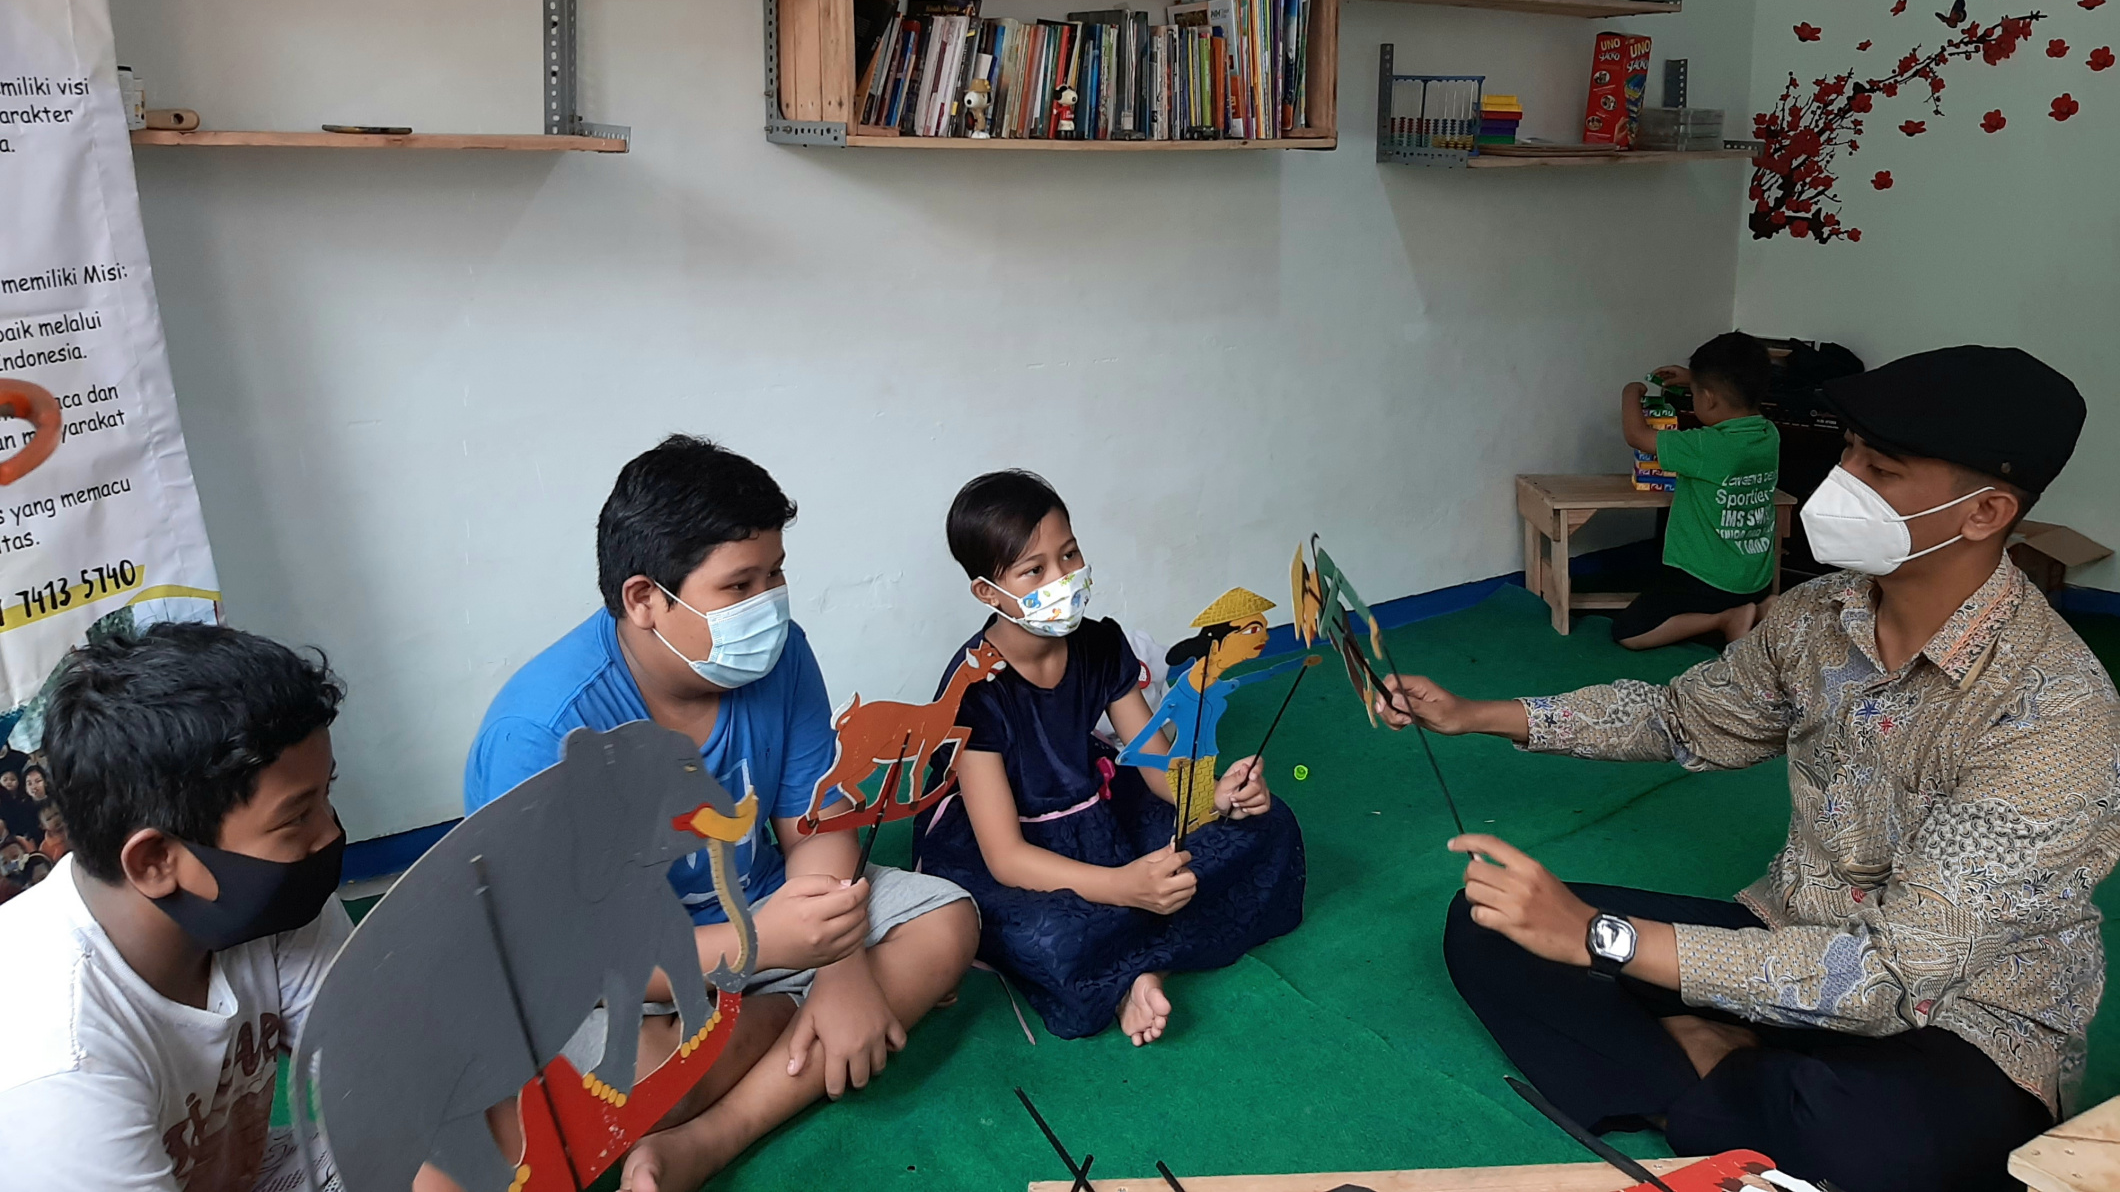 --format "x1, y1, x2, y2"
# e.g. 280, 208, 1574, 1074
1818, 345, 2085, 493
